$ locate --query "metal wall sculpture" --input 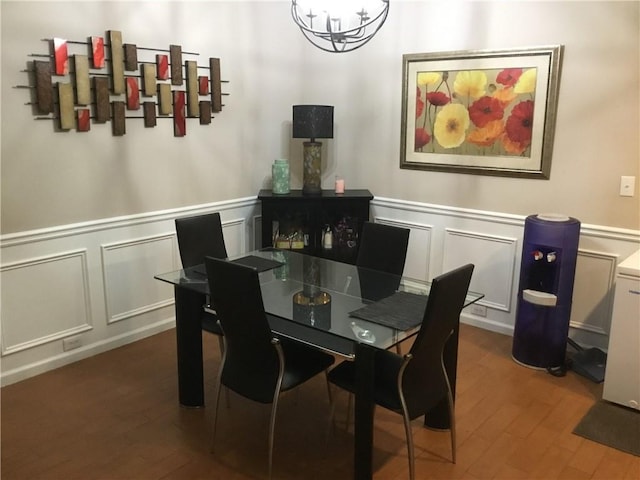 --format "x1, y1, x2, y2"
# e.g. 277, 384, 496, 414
19, 30, 228, 137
